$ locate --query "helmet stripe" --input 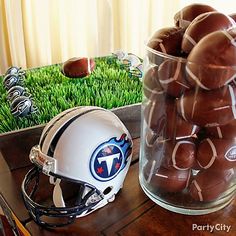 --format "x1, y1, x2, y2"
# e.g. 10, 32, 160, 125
47, 108, 103, 157
39, 107, 80, 148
